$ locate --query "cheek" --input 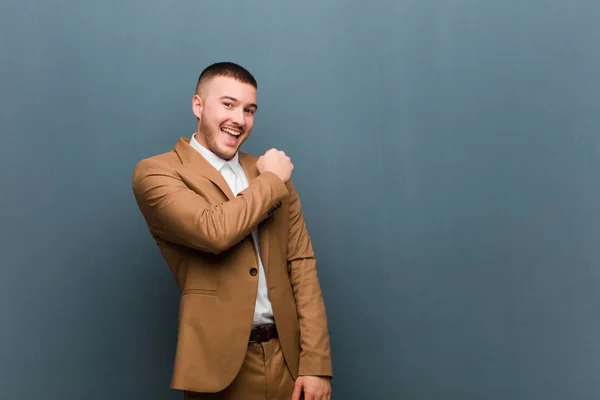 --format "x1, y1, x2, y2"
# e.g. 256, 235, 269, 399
205, 106, 228, 124
213, 108, 228, 120
245, 117, 255, 131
